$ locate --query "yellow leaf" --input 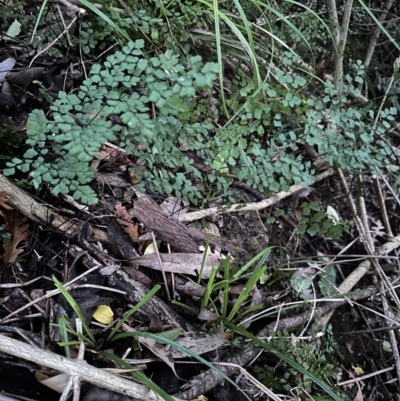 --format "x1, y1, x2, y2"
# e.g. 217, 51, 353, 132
93, 305, 114, 324
352, 365, 364, 375
144, 241, 160, 255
